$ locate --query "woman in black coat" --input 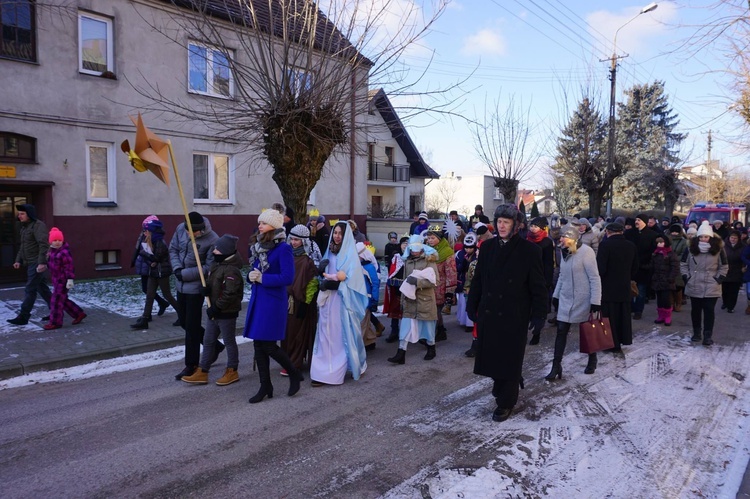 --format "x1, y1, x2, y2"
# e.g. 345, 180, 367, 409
526, 216, 554, 345
722, 230, 744, 313
650, 235, 680, 326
